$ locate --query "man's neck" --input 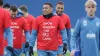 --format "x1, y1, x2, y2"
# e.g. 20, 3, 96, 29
87, 14, 95, 18
24, 13, 29, 17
